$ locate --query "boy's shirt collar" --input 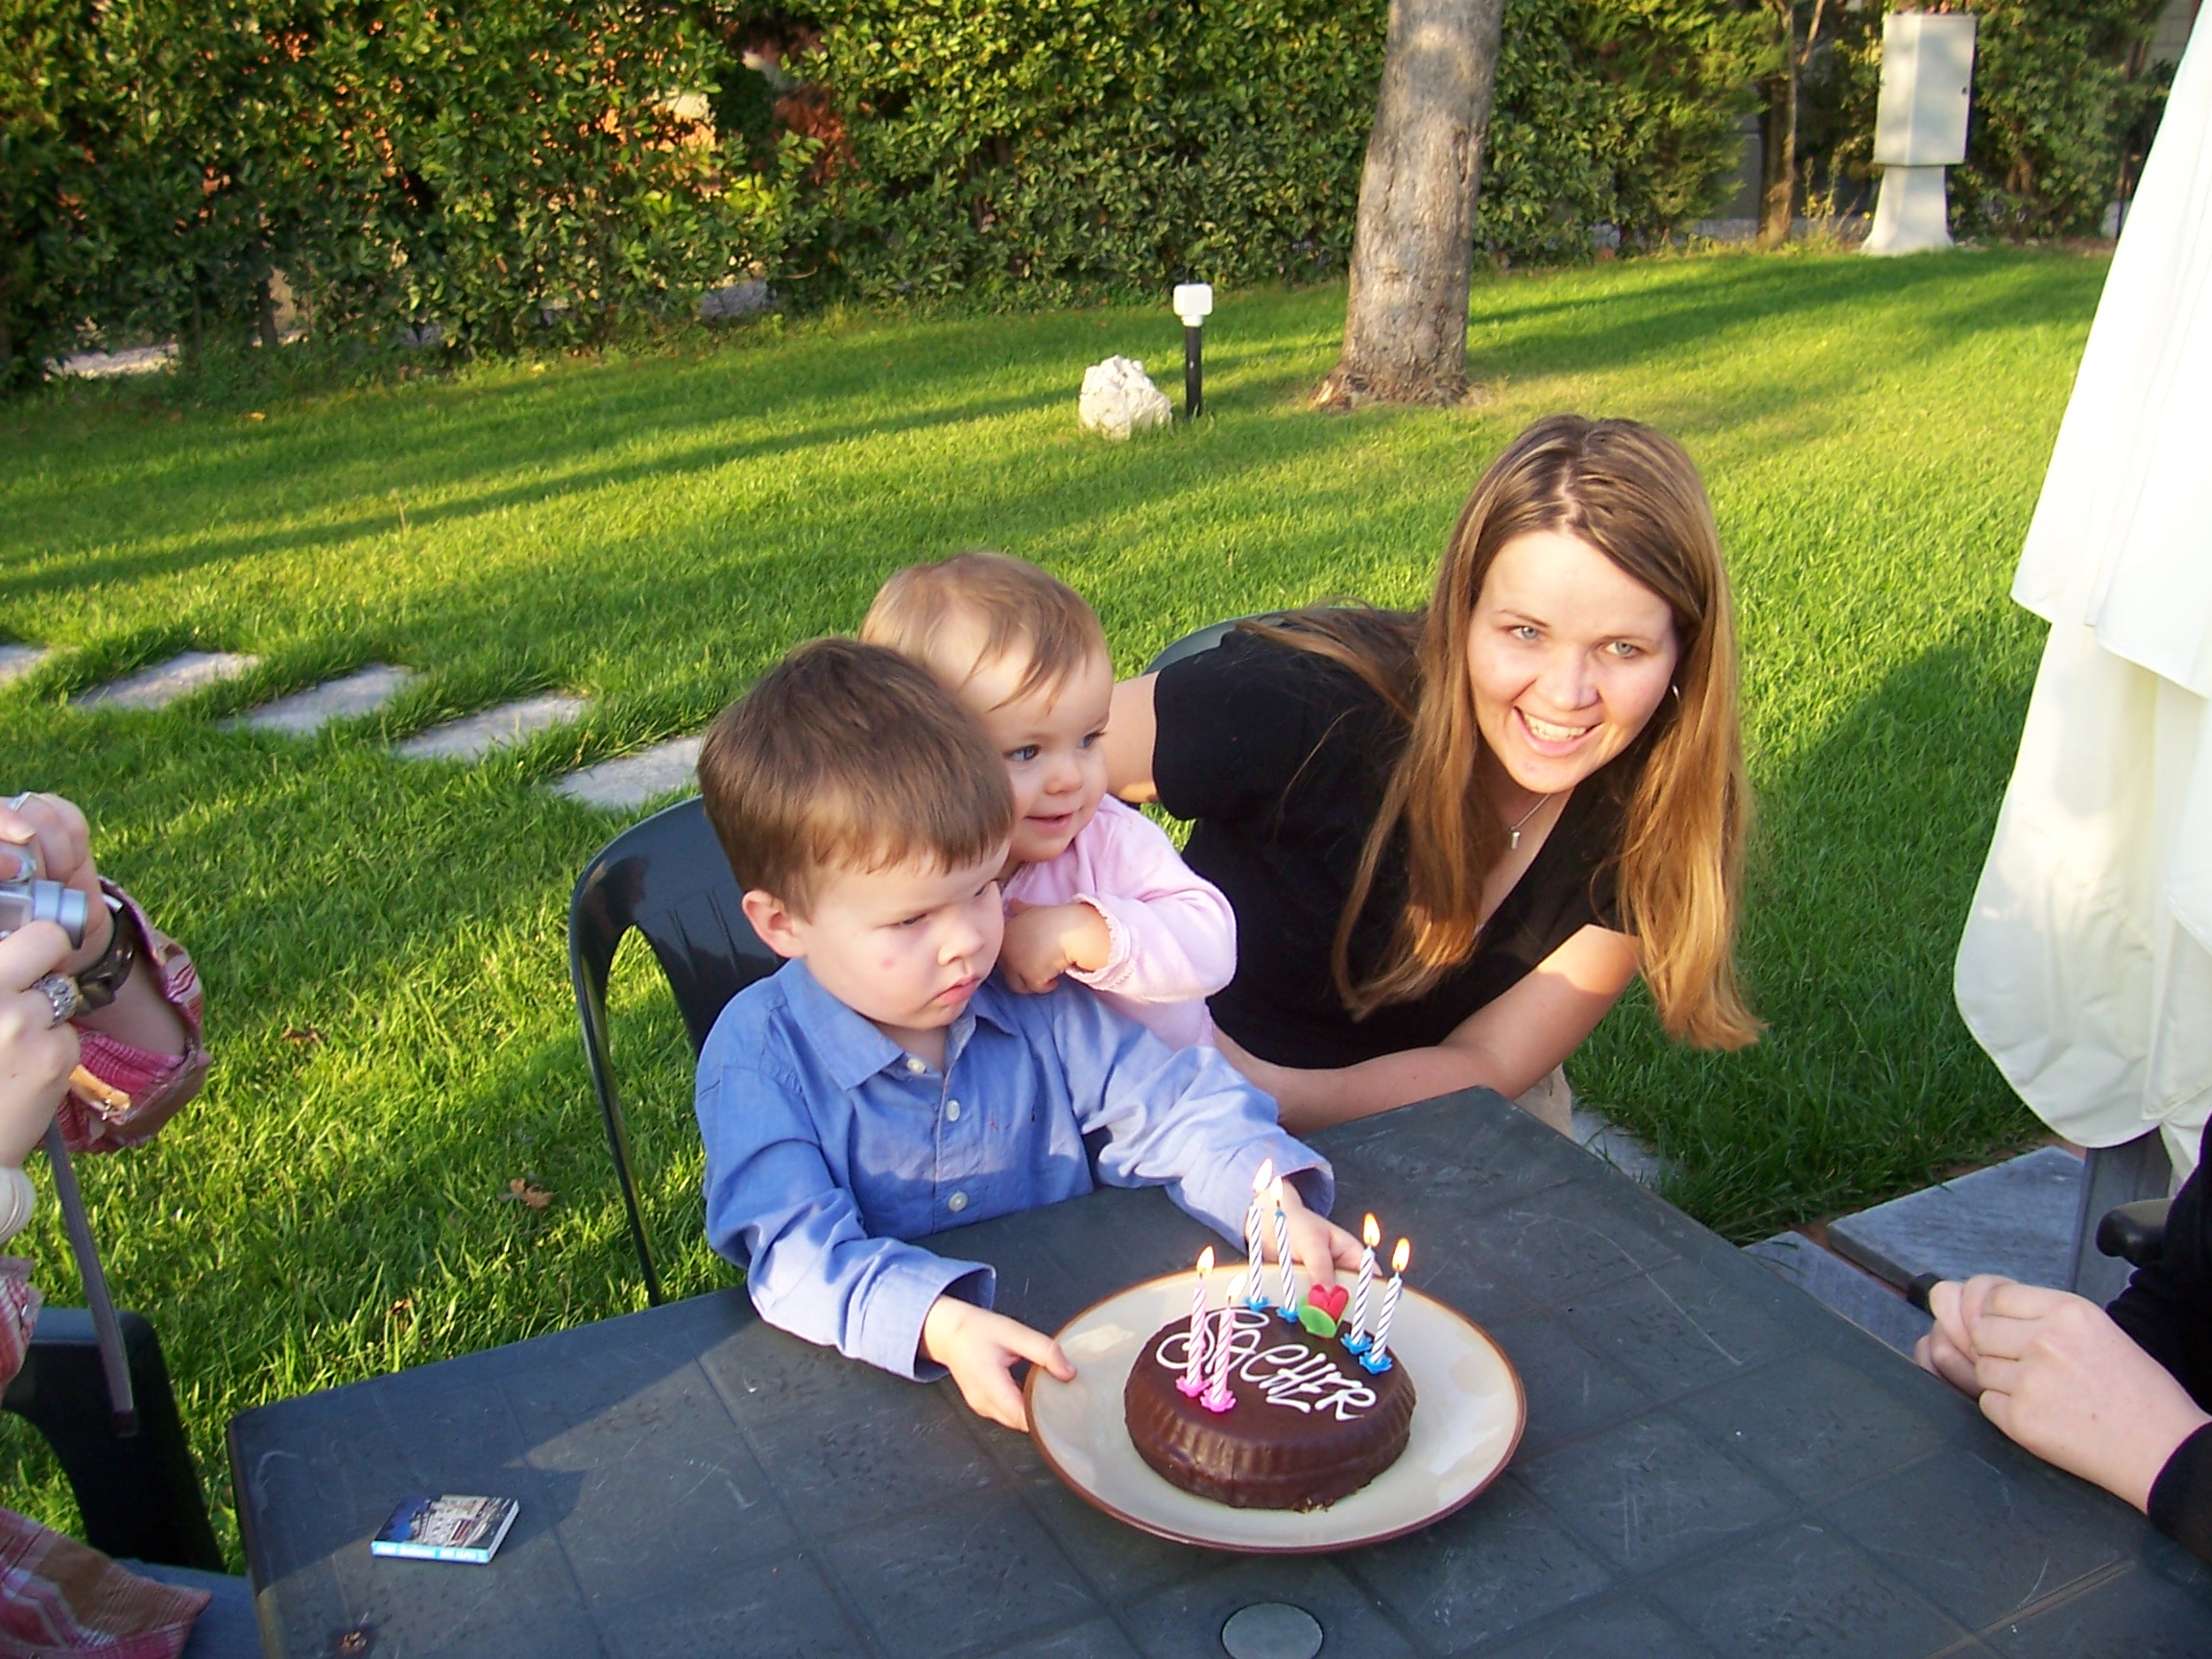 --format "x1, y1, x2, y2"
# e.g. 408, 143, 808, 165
779, 959, 1020, 1090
